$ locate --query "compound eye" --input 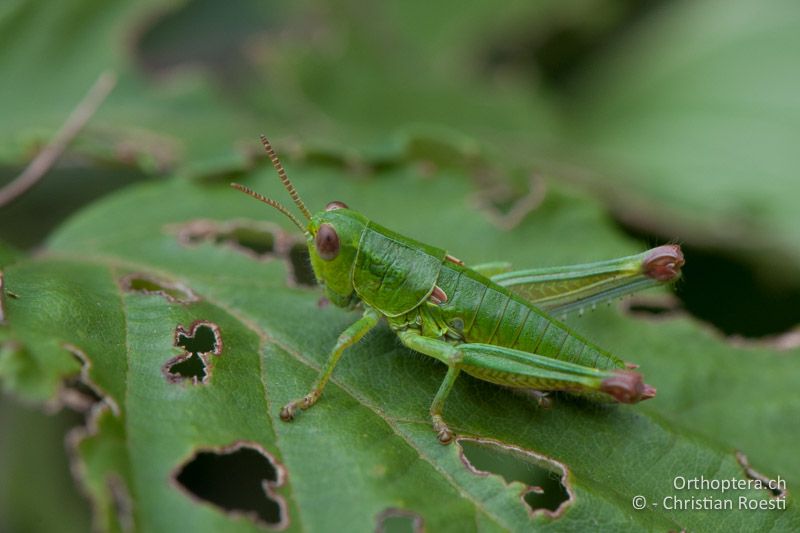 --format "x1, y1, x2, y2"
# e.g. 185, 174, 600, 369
325, 200, 348, 211
315, 224, 340, 261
